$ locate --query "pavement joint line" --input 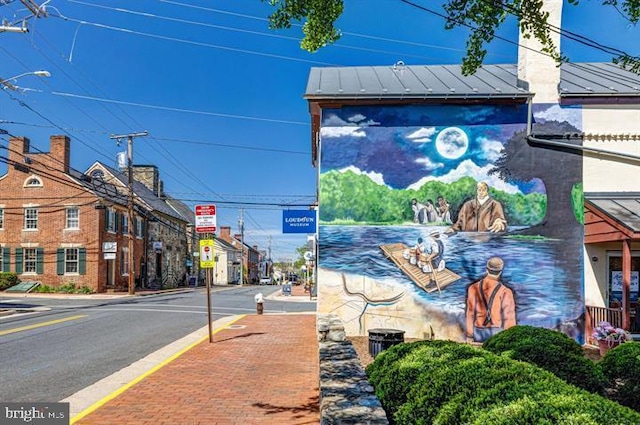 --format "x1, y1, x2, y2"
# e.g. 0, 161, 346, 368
66, 314, 247, 424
